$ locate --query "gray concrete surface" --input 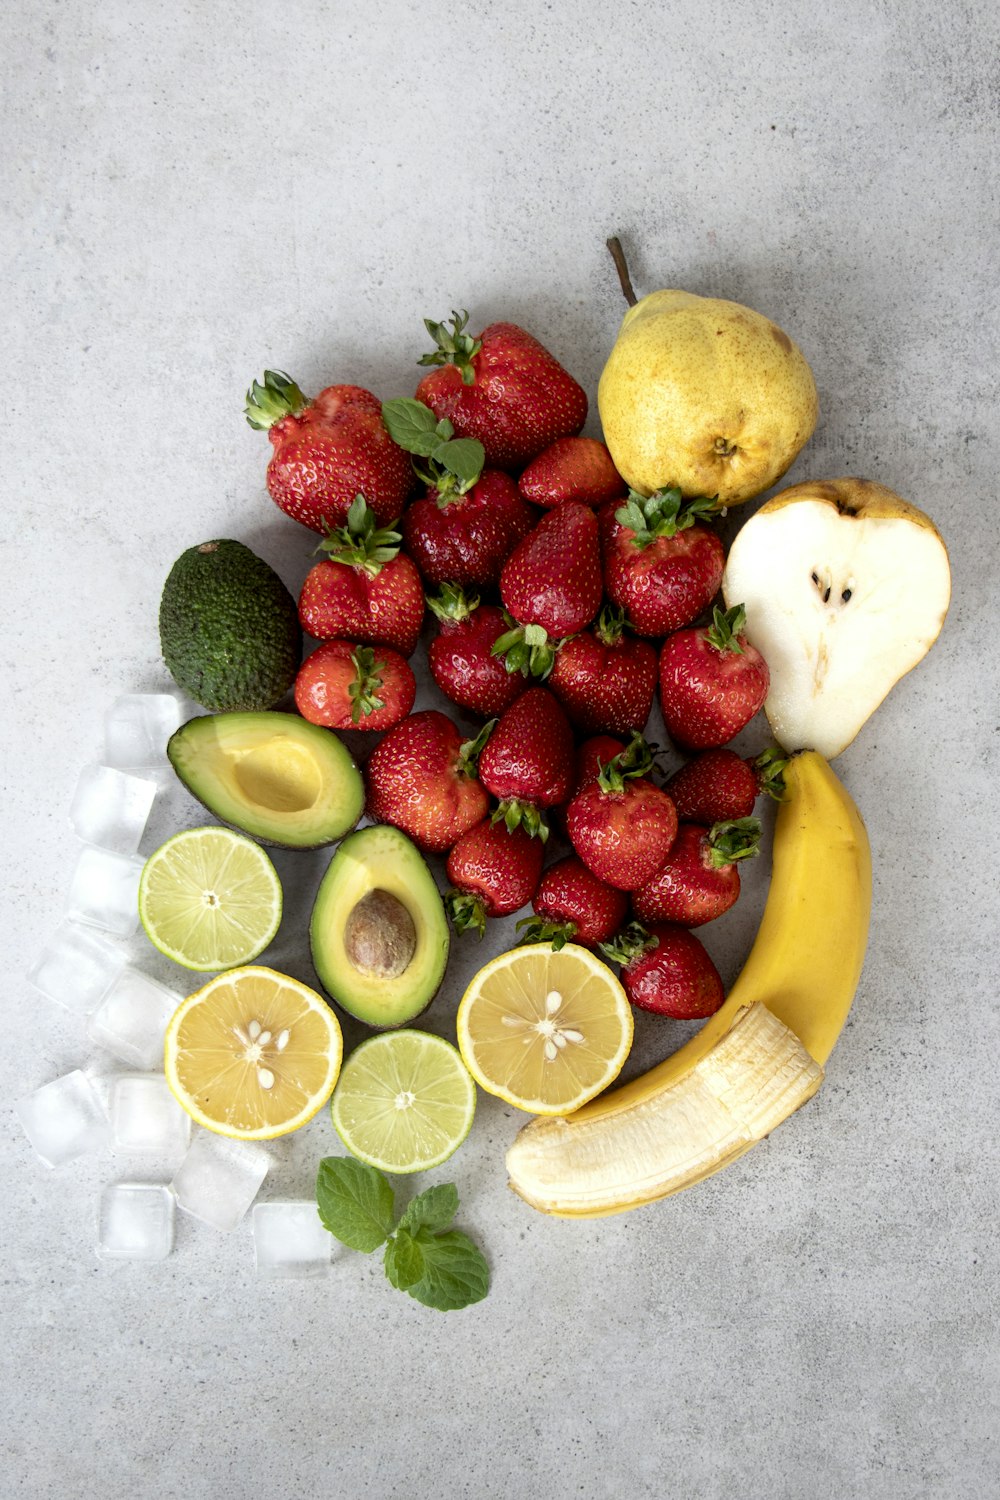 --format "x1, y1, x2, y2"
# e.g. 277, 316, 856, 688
3, 3, 998, 1497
